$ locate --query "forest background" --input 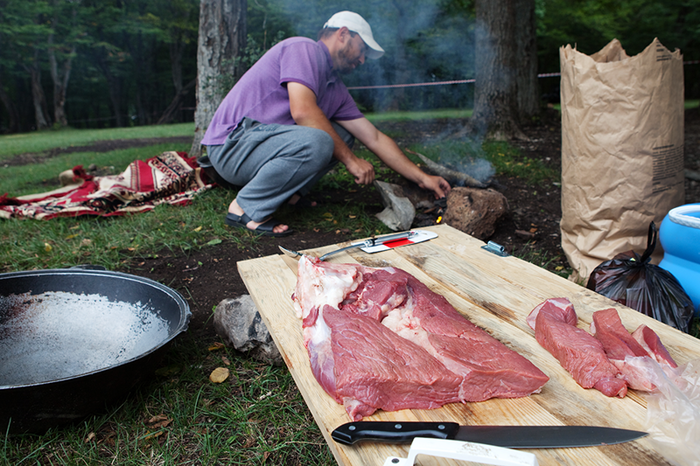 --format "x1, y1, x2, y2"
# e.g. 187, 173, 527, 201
1, 0, 699, 135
